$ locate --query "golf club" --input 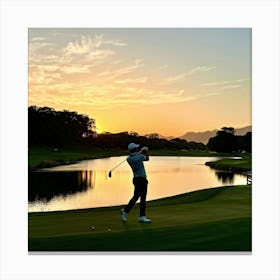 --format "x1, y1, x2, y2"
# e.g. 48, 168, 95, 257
108, 146, 148, 178
108, 158, 127, 178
